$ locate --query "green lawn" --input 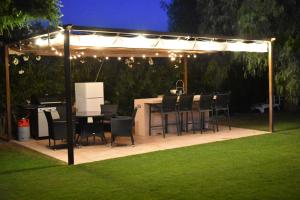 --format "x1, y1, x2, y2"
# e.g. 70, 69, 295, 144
0, 112, 300, 200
